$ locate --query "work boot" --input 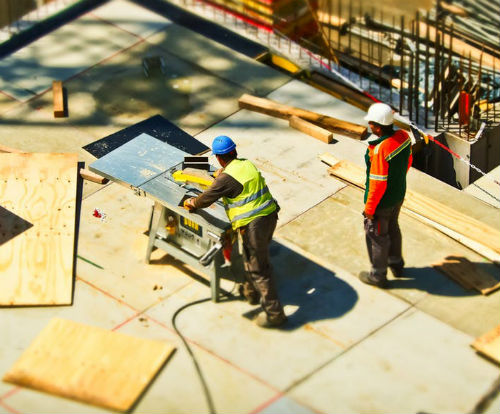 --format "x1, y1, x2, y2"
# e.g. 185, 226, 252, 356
239, 283, 260, 305
255, 312, 287, 329
389, 265, 404, 278
358, 271, 388, 288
